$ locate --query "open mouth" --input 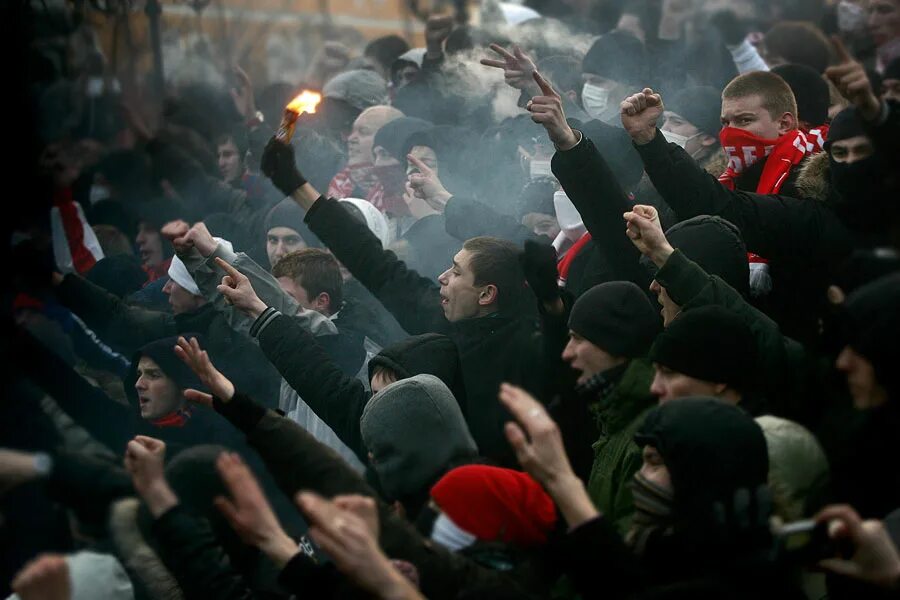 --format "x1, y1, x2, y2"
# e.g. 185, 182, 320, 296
439, 294, 449, 306
138, 396, 150, 410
